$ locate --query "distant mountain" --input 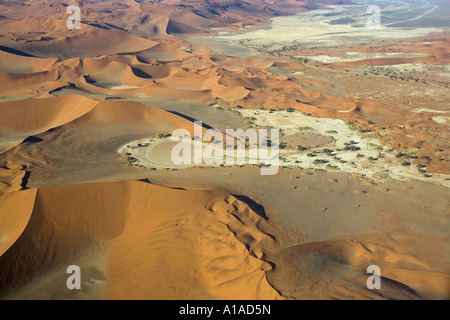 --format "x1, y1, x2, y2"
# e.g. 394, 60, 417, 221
0, 0, 355, 38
